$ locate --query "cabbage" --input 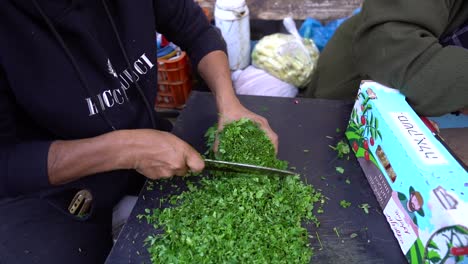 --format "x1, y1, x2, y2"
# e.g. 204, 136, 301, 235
251, 33, 319, 88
